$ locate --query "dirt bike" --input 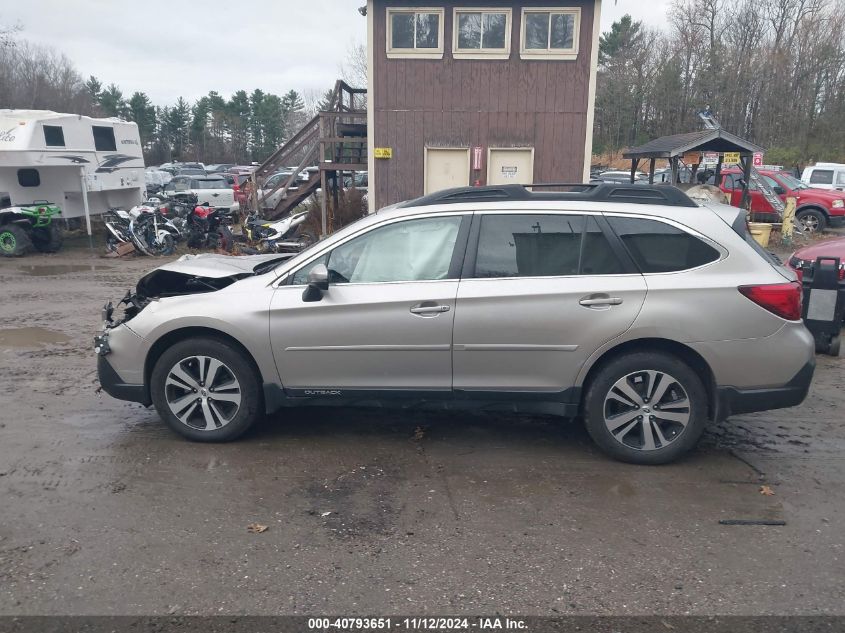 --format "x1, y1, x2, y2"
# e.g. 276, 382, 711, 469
241, 208, 315, 253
